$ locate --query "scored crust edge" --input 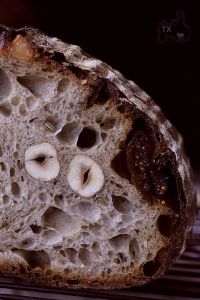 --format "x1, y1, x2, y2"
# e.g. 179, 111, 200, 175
0, 25, 197, 289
